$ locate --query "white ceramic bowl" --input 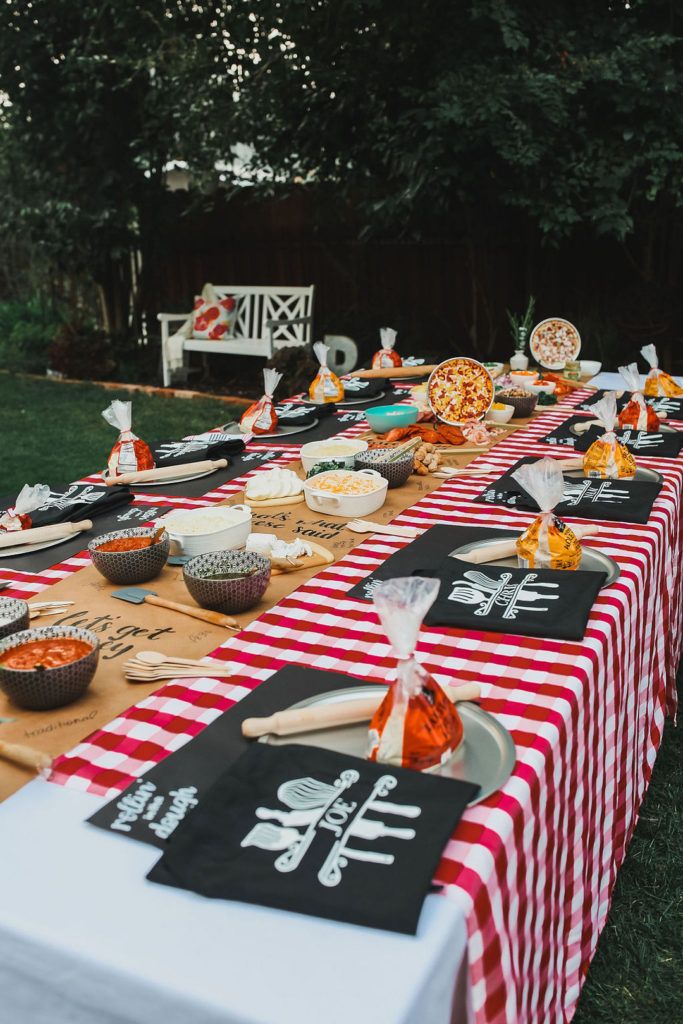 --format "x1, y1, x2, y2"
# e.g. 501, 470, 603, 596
580, 360, 602, 378
510, 370, 539, 389
300, 438, 369, 474
482, 361, 505, 379
526, 380, 556, 395
488, 404, 515, 423
162, 505, 252, 557
303, 470, 388, 518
